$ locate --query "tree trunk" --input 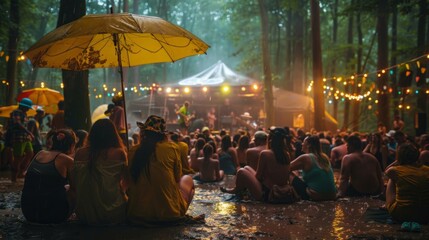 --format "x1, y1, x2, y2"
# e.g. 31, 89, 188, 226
6, 0, 20, 105
258, 0, 274, 128
390, 2, 399, 120
343, 0, 354, 131
416, 0, 427, 136
310, 0, 325, 131
352, 5, 362, 132
58, 0, 91, 131
292, 3, 304, 94
376, 0, 390, 129
331, 0, 339, 121
284, 9, 292, 90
